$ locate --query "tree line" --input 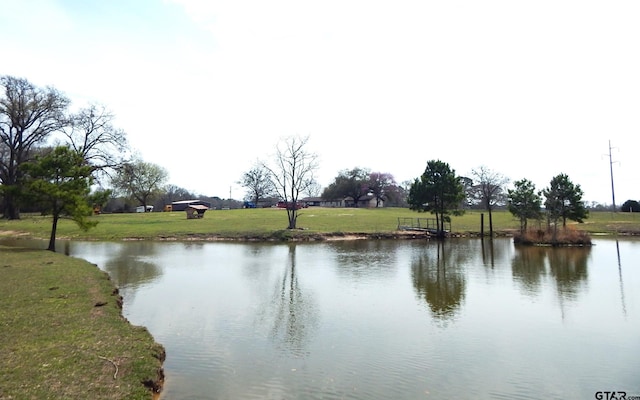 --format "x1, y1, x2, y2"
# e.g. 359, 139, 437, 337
0, 76, 176, 249
240, 150, 591, 239
405, 159, 588, 239
240, 165, 407, 209
0, 75, 624, 247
